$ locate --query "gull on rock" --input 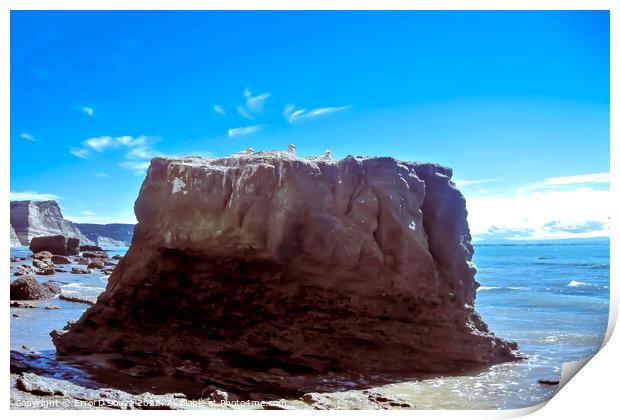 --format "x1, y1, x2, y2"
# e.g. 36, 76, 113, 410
324, 149, 332, 159
237, 147, 254, 155
288, 144, 296, 155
